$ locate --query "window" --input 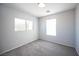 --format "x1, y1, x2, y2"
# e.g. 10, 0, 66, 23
26, 20, 33, 31
15, 18, 26, 31
46, 19, 56, 36
15, 18, 33, 32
